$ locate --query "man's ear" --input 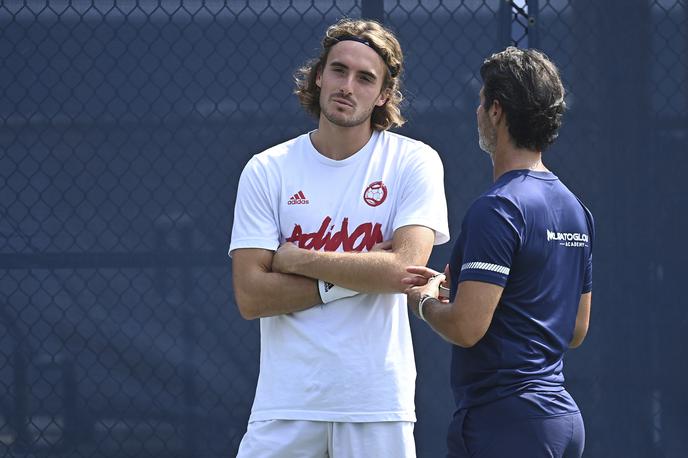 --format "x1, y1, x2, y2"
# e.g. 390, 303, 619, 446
490, 99, 503, 125
316, 69, 322, 88
376, 88, 391, 107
